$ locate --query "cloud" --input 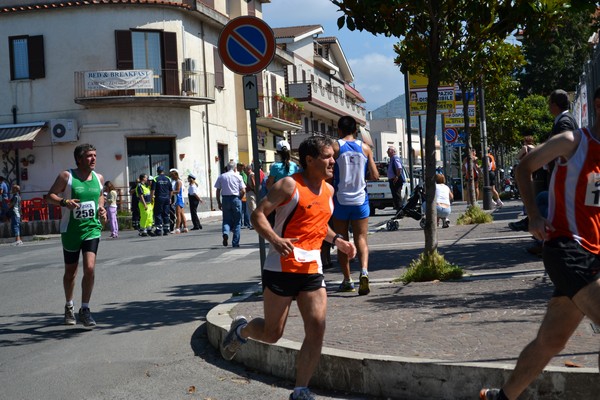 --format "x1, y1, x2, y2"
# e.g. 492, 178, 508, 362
349, 53, 405, 111
263, 1, 404, 111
